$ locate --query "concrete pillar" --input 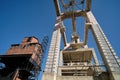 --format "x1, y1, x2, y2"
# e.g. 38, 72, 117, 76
86, 11, 120, 80
42, 17, 61, 80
